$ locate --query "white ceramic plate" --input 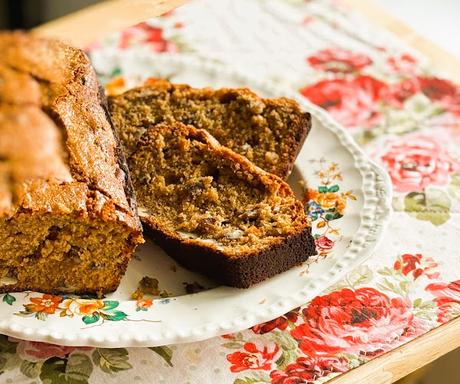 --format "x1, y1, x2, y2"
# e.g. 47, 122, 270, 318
0, 55, 391, 347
